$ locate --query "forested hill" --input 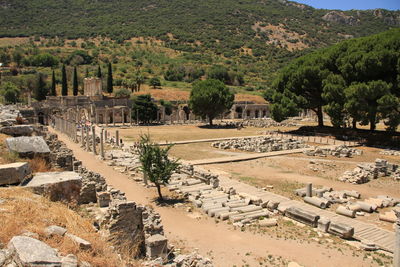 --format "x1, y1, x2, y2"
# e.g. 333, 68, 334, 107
0, 0, 399, 56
